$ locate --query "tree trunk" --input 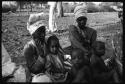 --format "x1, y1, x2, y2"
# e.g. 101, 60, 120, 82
48, 2, 64, 32
57, 2, 64, 18
48, 2, 57, 32
30, 2, 32, 12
